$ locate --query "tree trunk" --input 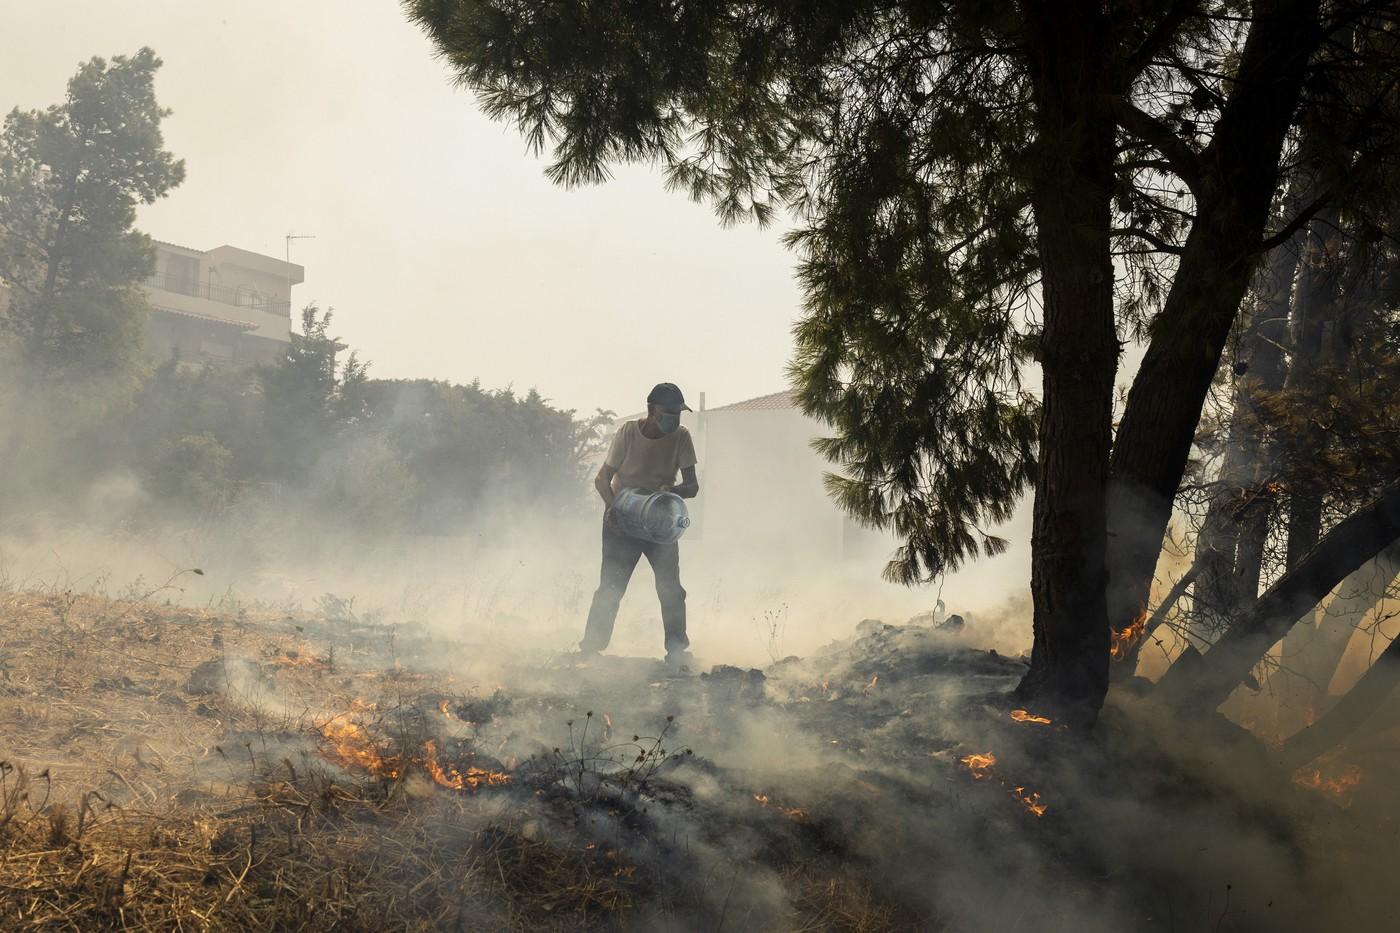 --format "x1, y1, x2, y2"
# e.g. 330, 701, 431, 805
1105, 0, 1323, 635
1192, 241, 1299, 634
1278, 630, 1400, 770
1119, 556, 1206, 673
1155, 477, 1400, 713
1277, 206, 1343, 732
1282, 207, 1341, 568
1232, 481, 1276, 607
1012, 2, 1119, 724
